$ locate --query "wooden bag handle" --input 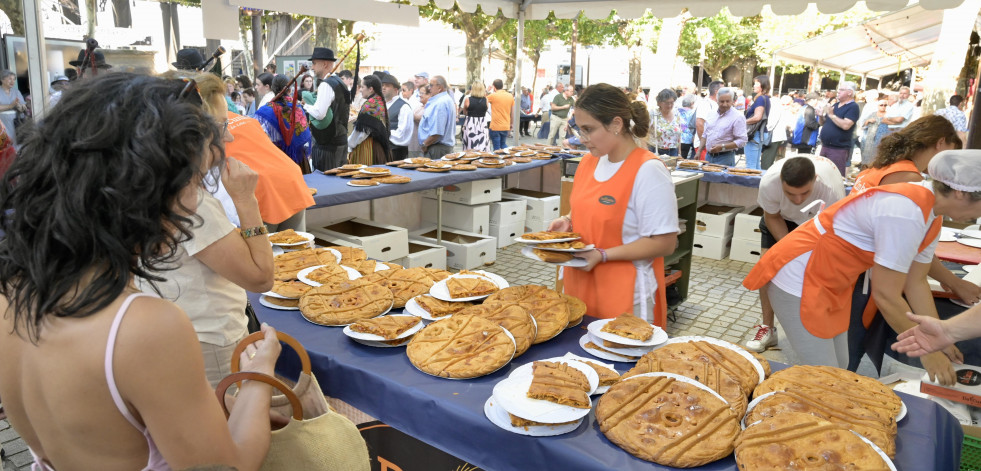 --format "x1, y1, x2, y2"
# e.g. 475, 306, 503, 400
230, 331, 311, 375
215, 372, 303, 420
